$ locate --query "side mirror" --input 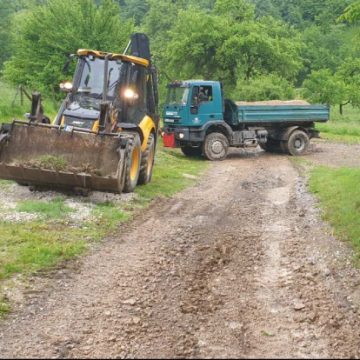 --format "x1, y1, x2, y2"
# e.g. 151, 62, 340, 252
190, 105, 198, 114
59, 81, 73, 93
62, 54, 75, 74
